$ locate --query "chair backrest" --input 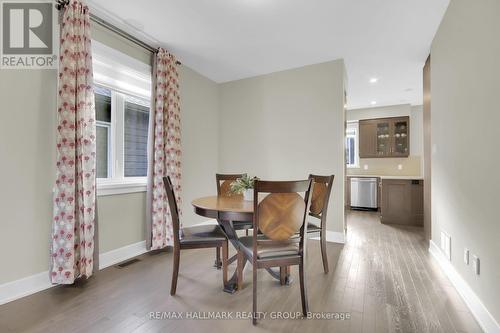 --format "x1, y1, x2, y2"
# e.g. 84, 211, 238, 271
216, 173, 247, 197
253, 179, 313, 257
163, 176, 181, 246
308, 174, 335, 225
